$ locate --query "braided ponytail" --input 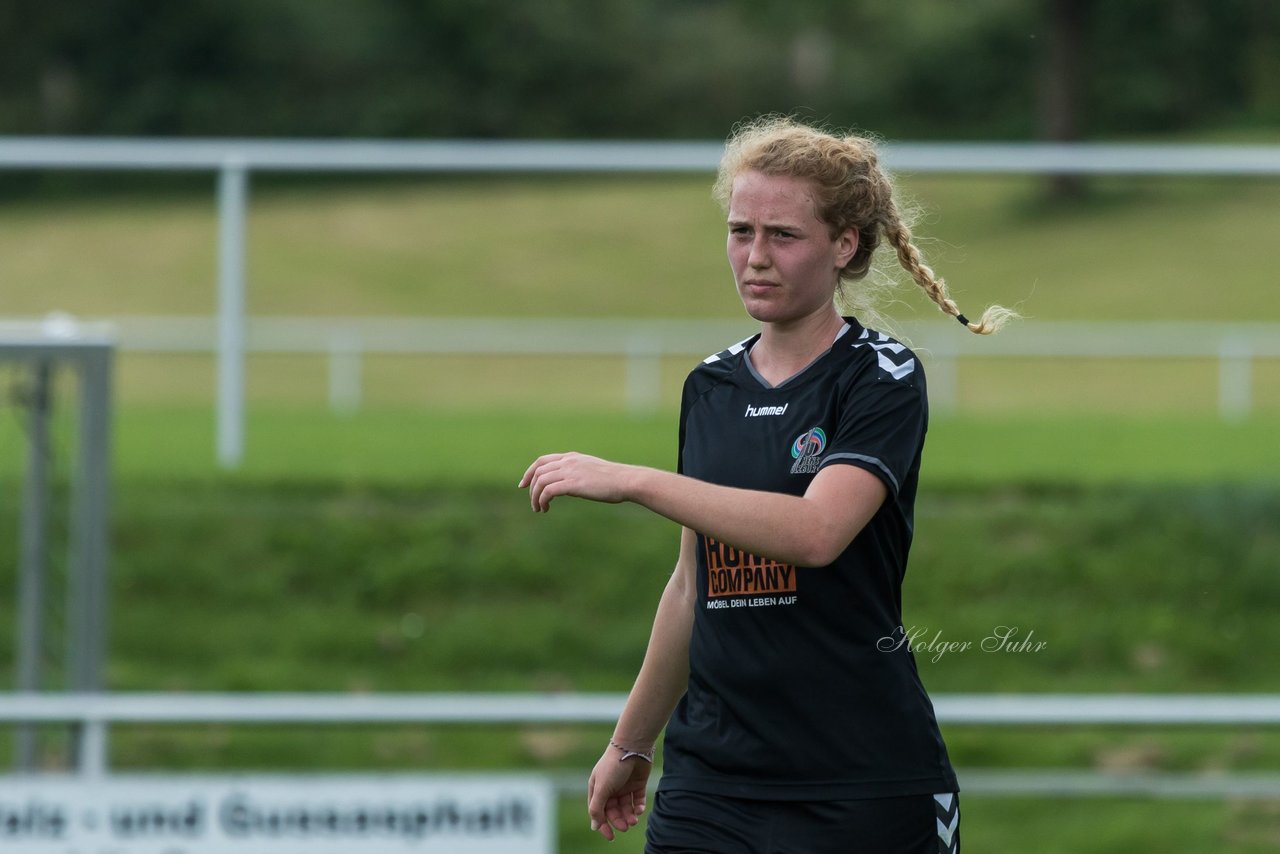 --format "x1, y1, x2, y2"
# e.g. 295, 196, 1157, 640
852, 141, 1016, 335
881, 213, 1017, 335
717, 115, 1017, 335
